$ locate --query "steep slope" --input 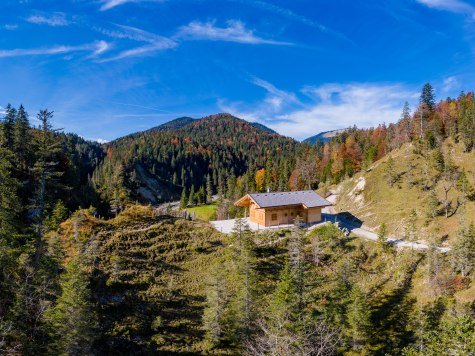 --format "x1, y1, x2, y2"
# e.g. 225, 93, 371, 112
333, 139, 475, 244
56, 206, 226, 354
91, 113, 298, 207
51, 206, 475, 355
